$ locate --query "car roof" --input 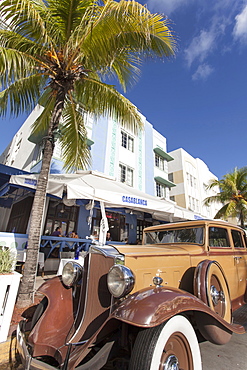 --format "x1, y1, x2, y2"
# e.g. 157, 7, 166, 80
144, 219, 244, 232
